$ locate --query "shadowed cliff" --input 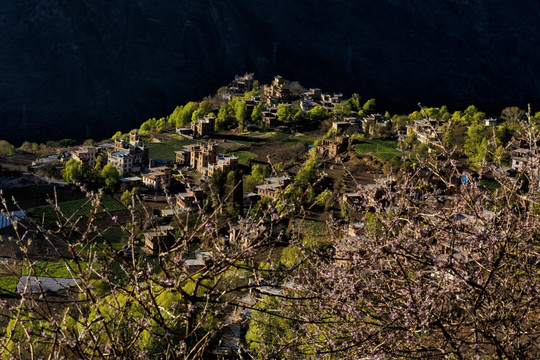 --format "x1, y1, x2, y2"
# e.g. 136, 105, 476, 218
1, 0, 539, 144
